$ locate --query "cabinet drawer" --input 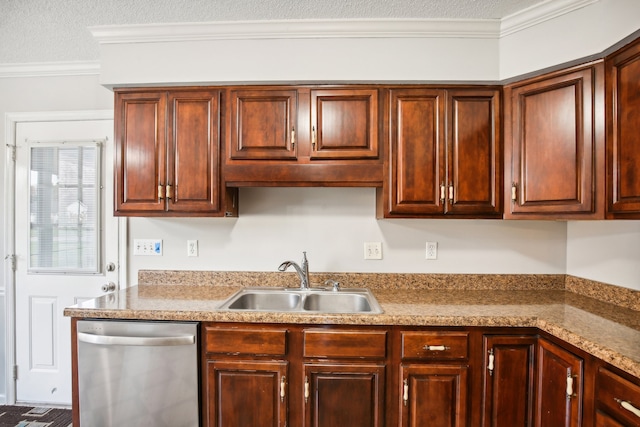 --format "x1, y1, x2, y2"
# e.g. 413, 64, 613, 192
401, 331, 468, 360
303, 329, 387, 359
596, 367, 640, 426
204, 326, 287, 356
